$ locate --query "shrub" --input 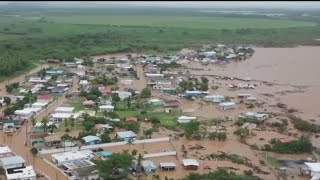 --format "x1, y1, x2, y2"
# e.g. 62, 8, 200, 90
244, 170, 254, 176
